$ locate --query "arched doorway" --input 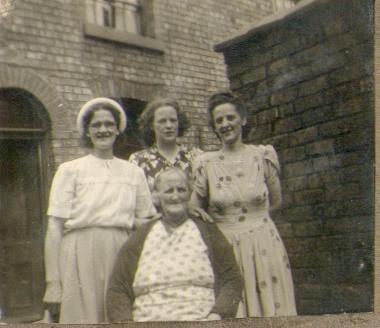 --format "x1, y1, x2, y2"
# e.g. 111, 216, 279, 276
0, 88, 50, 322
